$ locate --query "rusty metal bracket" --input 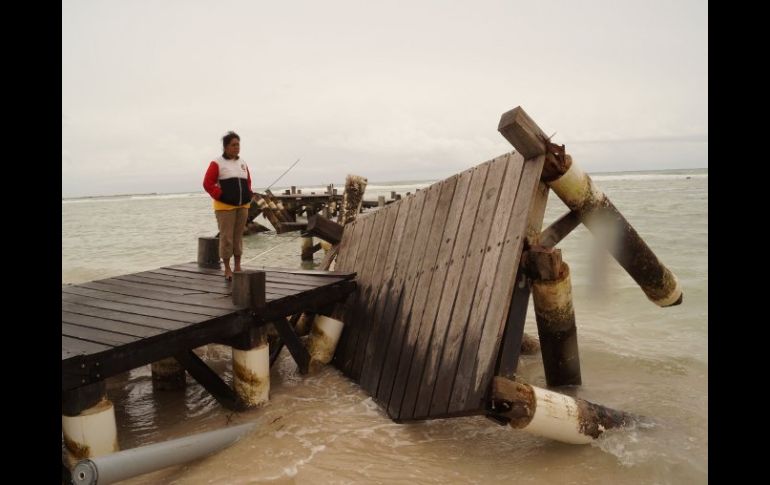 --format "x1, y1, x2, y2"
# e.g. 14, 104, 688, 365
538, 134, 571, 182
